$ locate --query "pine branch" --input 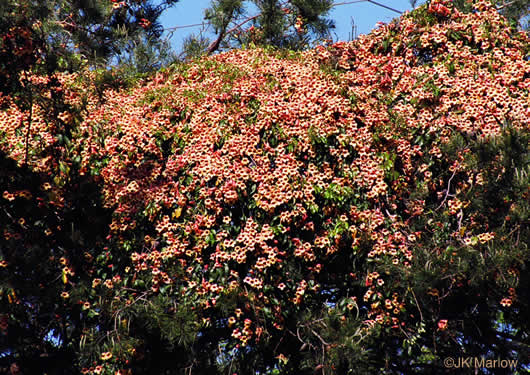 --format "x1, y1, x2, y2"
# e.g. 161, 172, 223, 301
207, 14, 260, 55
